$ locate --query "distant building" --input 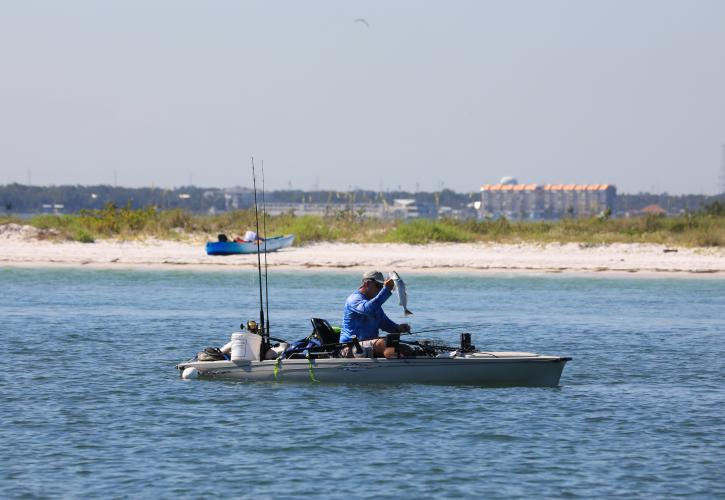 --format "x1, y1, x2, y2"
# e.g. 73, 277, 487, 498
387, 199, 439, 219
638, 204, 666, 216
480, 182, 617, 220
390, 199, 418, 219
42, 203, 65, 215
222, 187, 255, 211
262, 202, 387, 218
